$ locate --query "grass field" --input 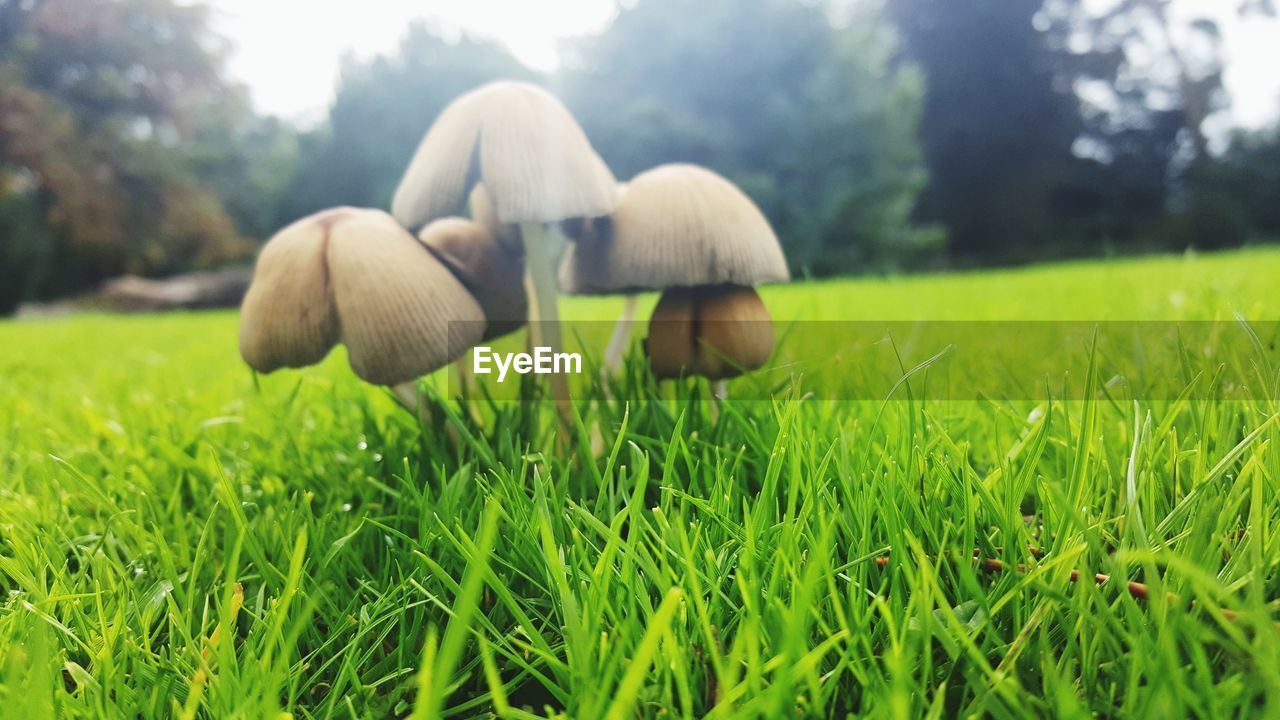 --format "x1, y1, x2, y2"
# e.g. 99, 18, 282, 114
2, 247, 1280, 718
